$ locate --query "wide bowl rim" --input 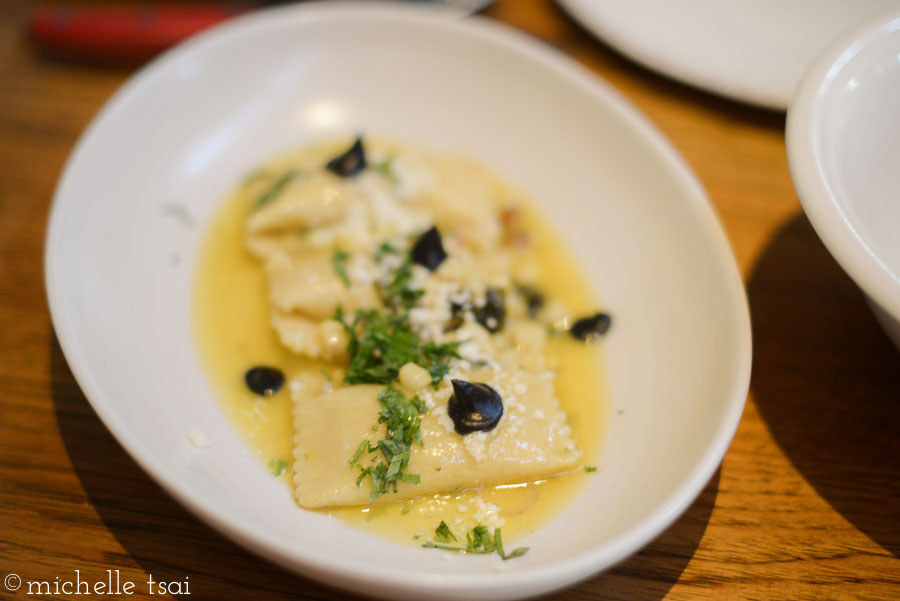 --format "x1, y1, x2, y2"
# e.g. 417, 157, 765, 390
44, 3, 752, 598
786, 8, 900, 322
